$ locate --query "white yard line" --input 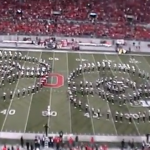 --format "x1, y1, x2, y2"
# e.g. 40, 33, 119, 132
1, 51, 30, 132
48, 52, 55, 133
112, 55, 141, 136
140, 56, 150, 71
66, 53, 72, 133
92, 54, 118, 135
79, 53, 95, 135
23, 52, 42, 132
